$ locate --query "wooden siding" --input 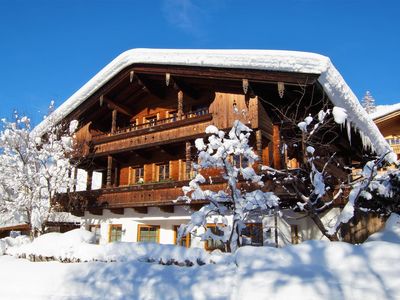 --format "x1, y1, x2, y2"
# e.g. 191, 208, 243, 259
90, 92, 263, 156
